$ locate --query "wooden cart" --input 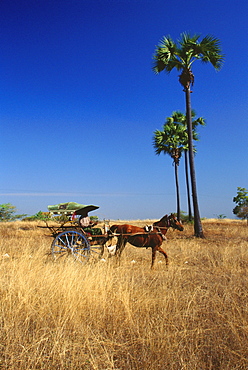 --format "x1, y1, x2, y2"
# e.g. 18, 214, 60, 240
41, 203, 110, 264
